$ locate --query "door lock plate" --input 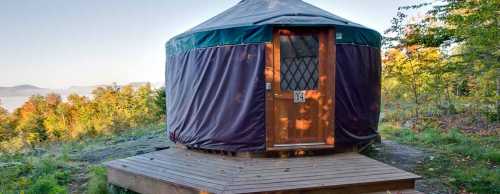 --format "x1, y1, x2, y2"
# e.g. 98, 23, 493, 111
265, 82, 272, 91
